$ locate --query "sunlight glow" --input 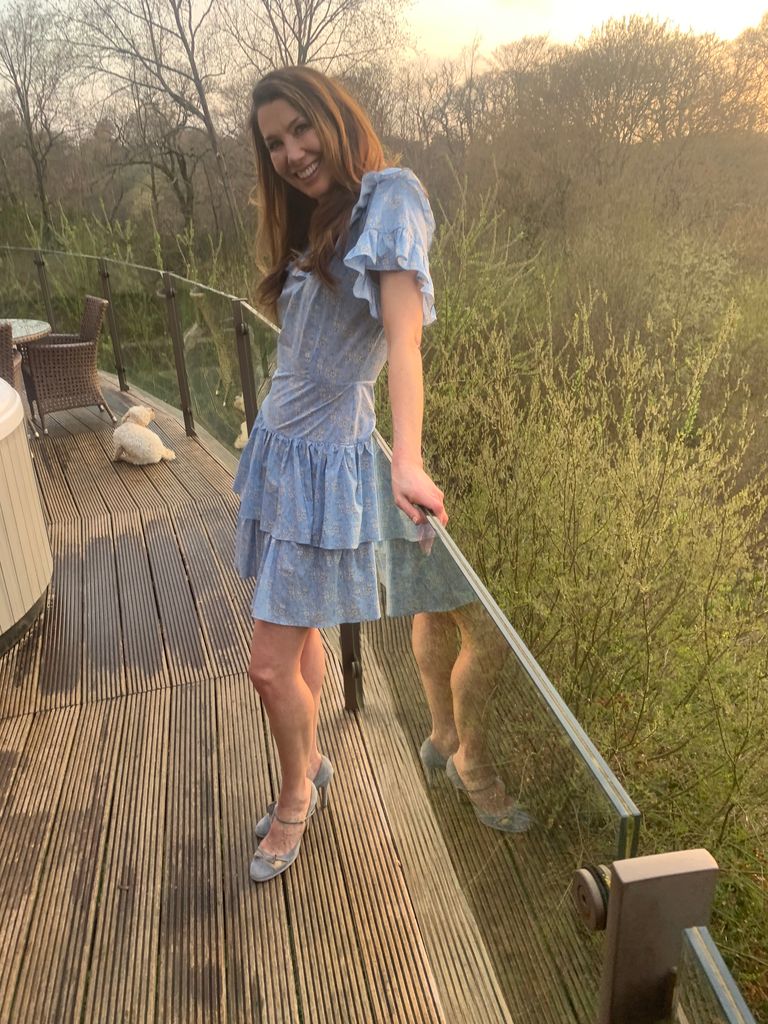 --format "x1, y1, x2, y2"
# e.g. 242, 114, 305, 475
405, 0, 767, 57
